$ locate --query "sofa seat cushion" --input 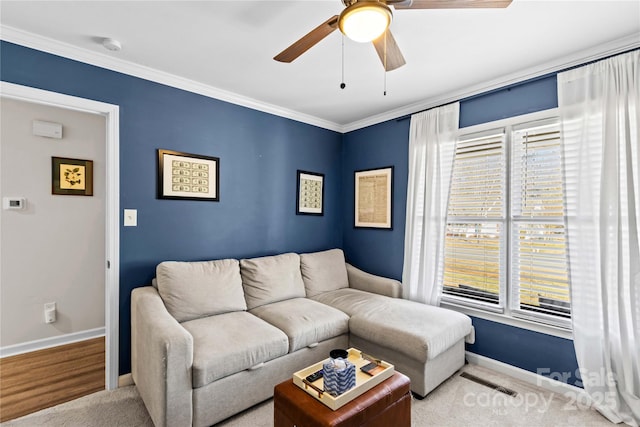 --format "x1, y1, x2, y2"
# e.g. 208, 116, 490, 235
300, 249, 349, 297
310, 288, 390, 317
348, 299, 472, 363
250, 298, 349, 353
156, 259, 246, 323
181, 311, 289, 388
240, 253, 306, 310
